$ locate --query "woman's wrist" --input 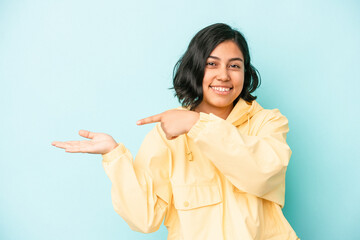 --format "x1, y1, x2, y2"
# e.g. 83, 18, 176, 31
186, 111, 200, 133
104, 141, 119, 155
